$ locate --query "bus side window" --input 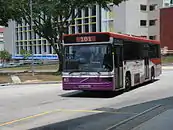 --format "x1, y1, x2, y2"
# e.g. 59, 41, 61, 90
148, 44, 160, 58
123, 41, 142, 60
